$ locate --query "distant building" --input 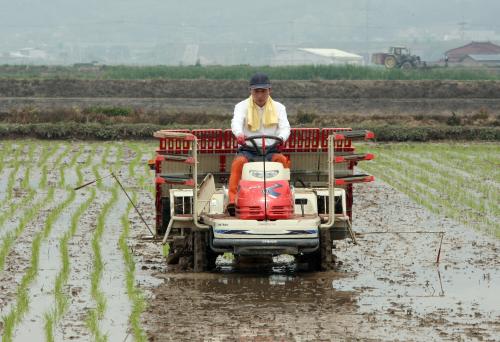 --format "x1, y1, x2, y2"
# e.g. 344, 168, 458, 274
8, 47, 48, 60
461, 54, 500, 67
271, 47, 363, 66
445, 41, 500, 63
